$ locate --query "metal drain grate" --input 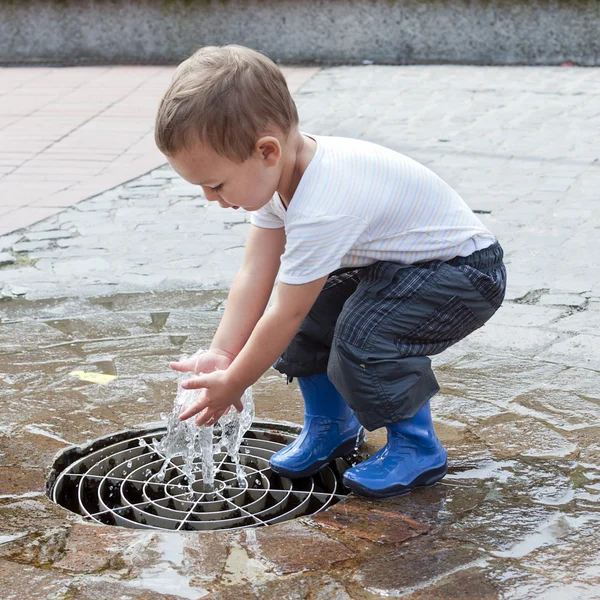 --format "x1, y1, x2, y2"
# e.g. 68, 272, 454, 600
49, 420, 352, 531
